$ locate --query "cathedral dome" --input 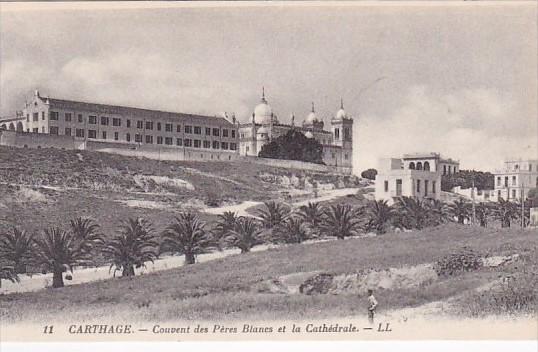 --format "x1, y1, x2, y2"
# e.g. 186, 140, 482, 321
254, 88, 273, 125
304, 131, 314, 139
